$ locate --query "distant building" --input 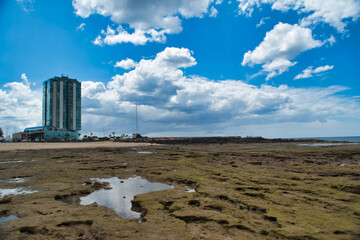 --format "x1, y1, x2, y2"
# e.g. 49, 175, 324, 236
12, 132, 24, 142
23, 126, 79, 142
43, 76, 81, 131
13, 76, 81, 141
